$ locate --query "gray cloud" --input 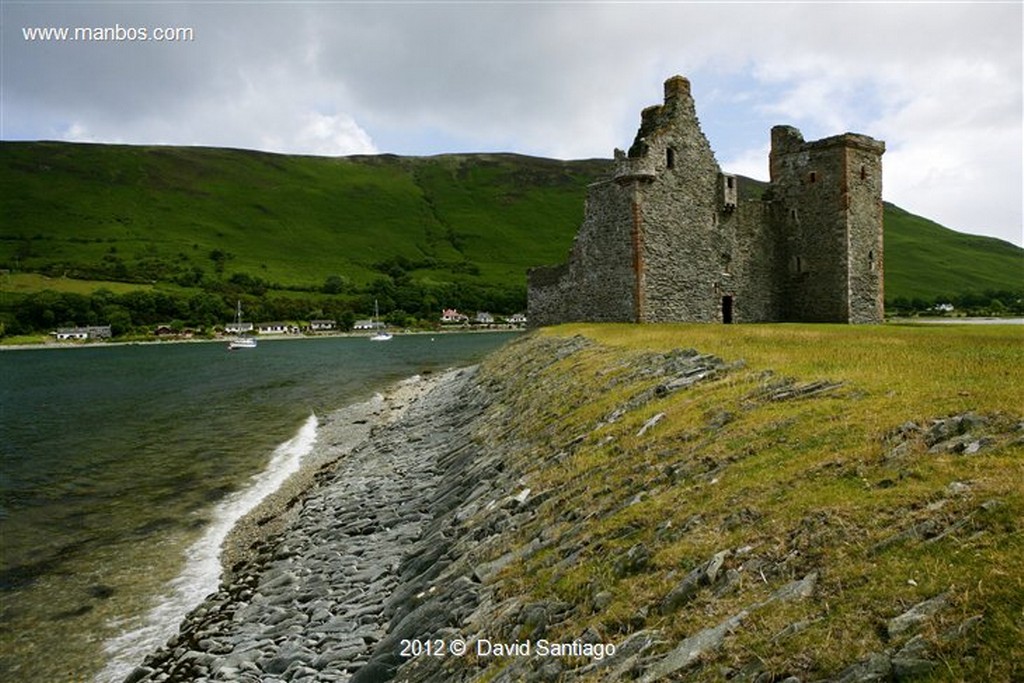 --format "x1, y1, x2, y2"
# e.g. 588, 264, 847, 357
3, 1, 1020, 244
